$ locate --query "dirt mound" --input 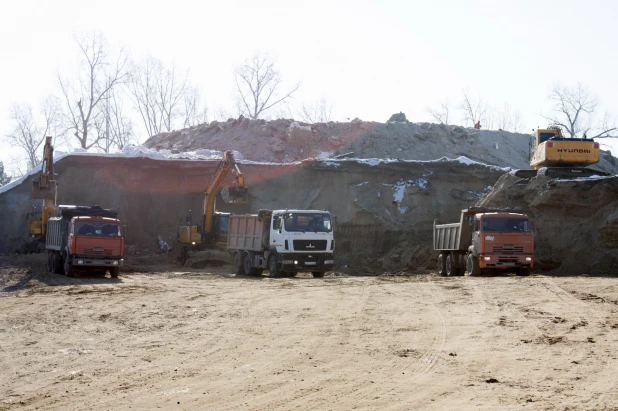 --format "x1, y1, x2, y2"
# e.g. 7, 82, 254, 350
143, 117, 618, 175
478, 173, 618, 274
